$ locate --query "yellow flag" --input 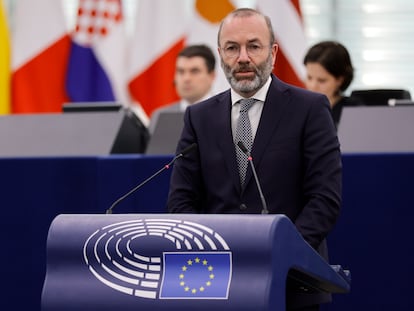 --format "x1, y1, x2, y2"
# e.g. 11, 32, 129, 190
0, 2, 10, 114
